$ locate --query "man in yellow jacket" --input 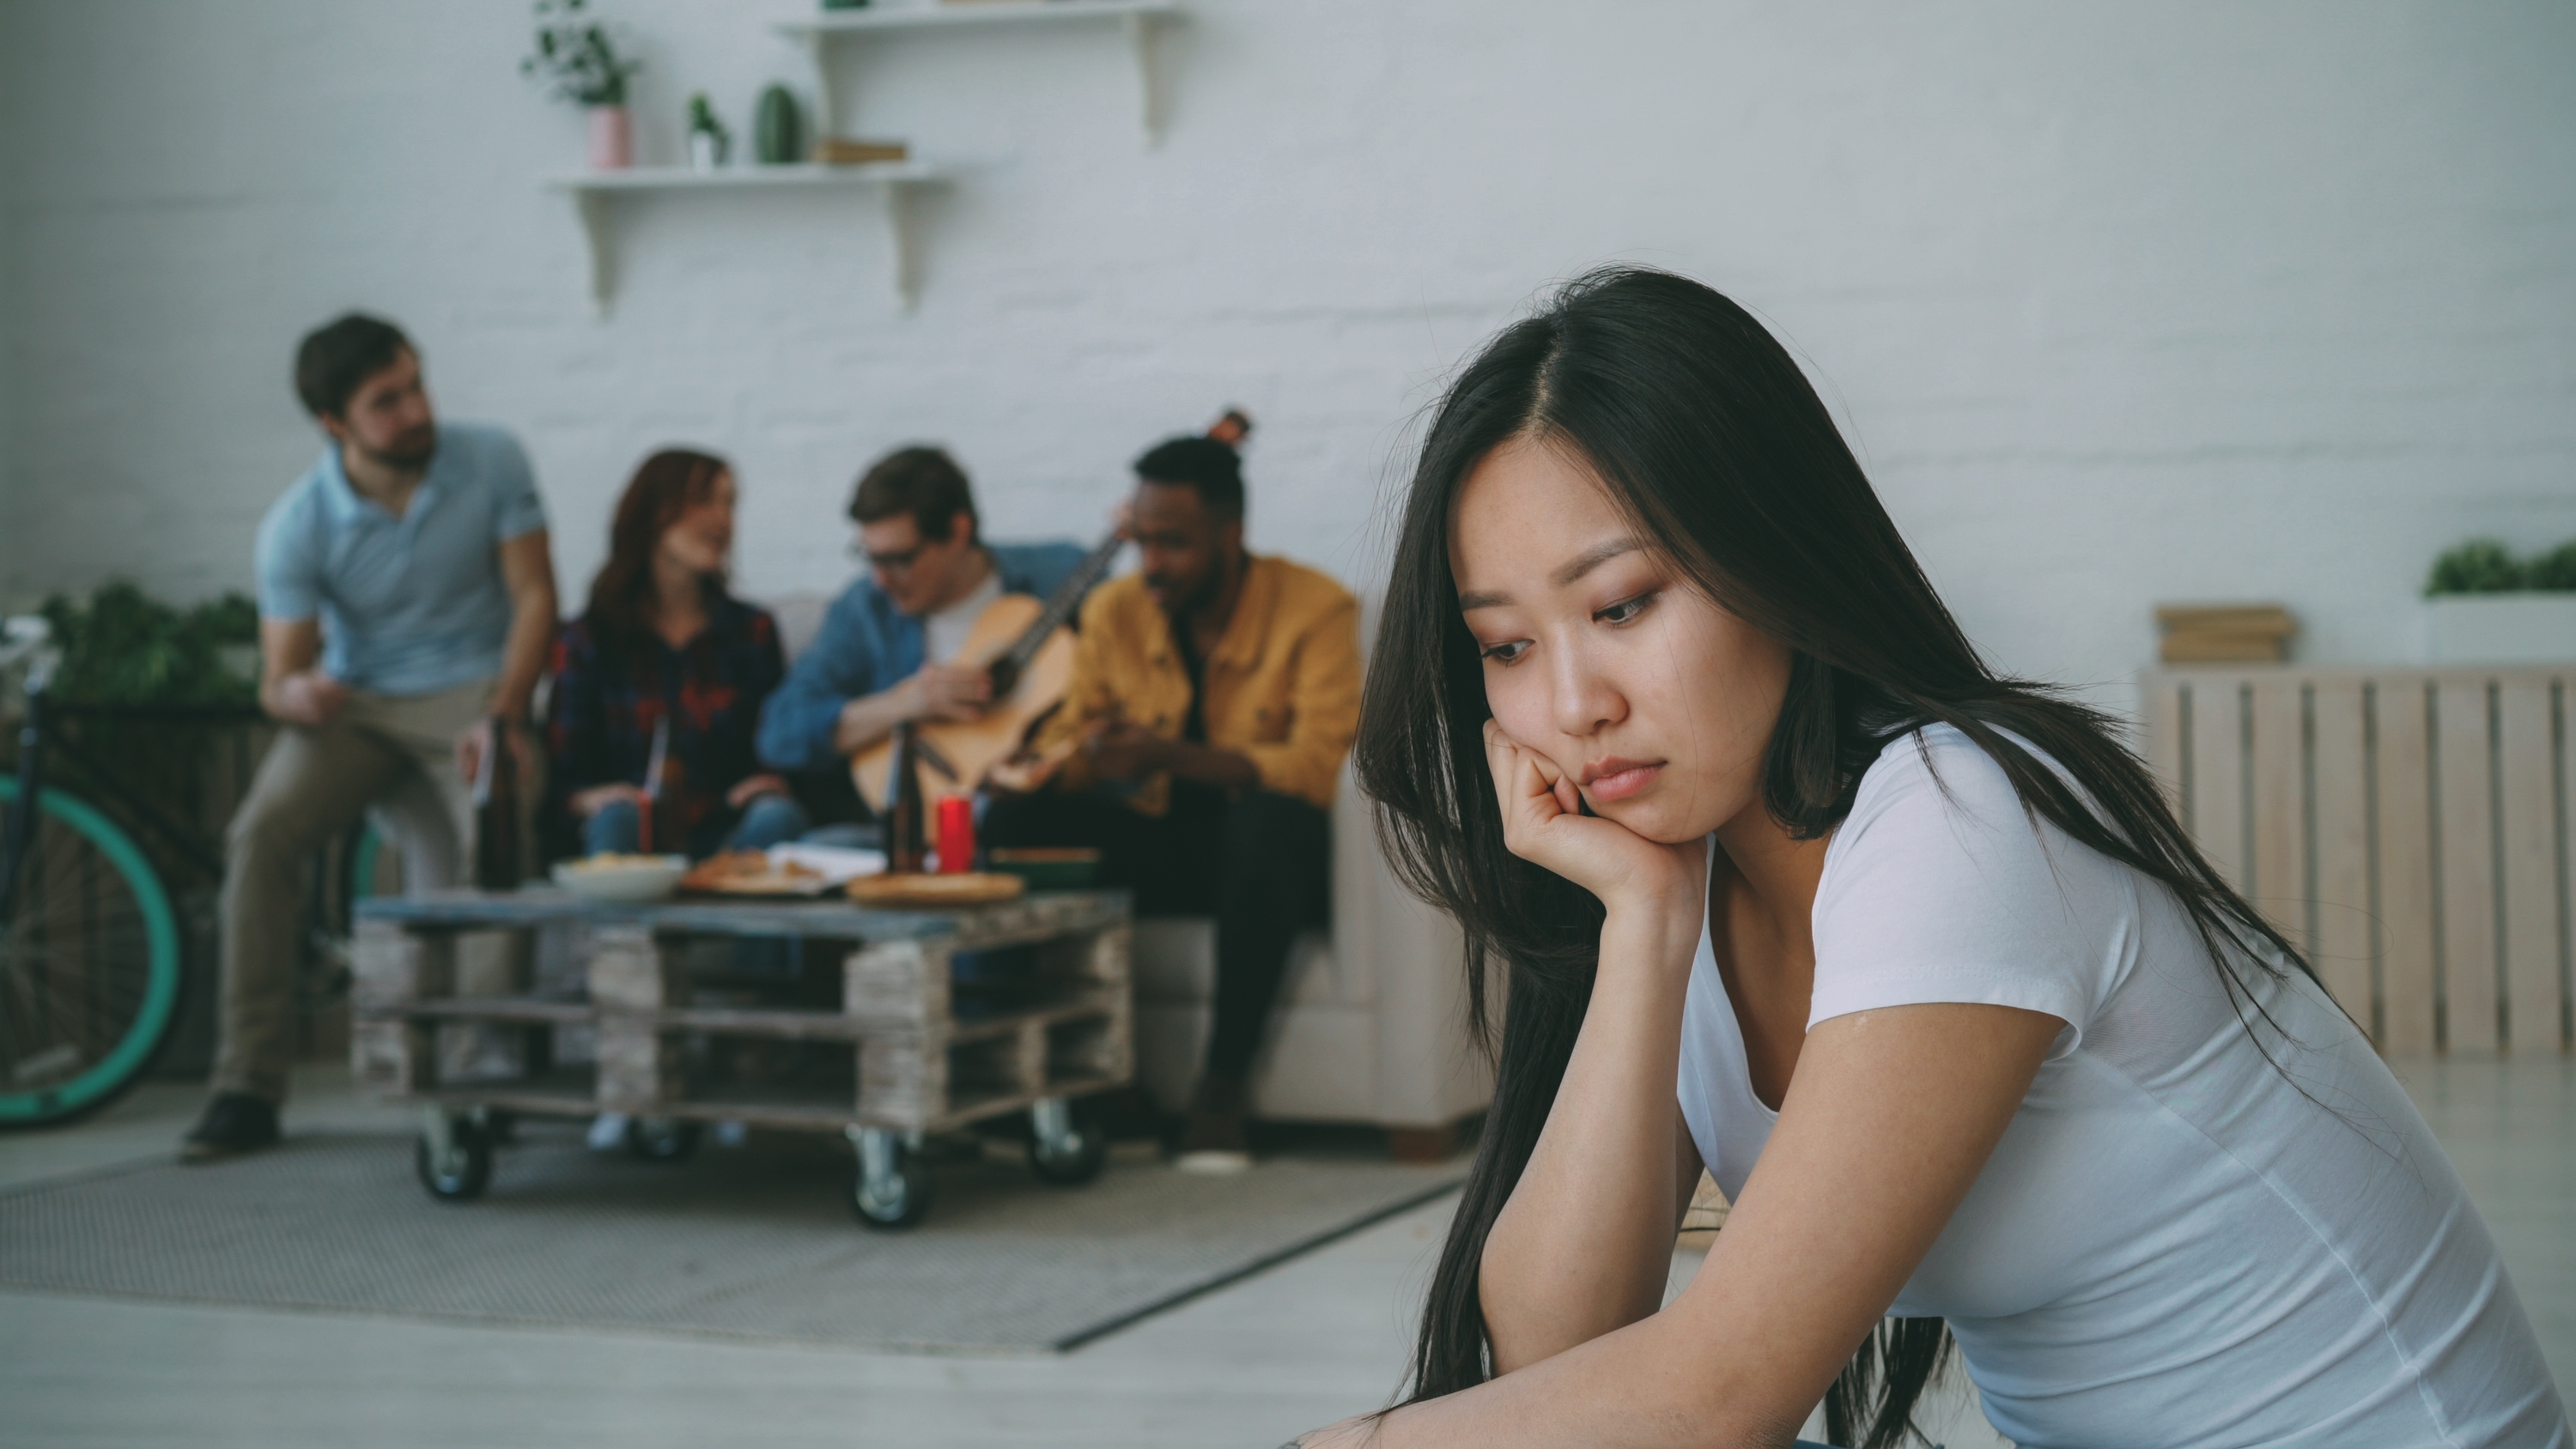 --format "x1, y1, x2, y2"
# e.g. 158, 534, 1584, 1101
986, 427, 1360, 1173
